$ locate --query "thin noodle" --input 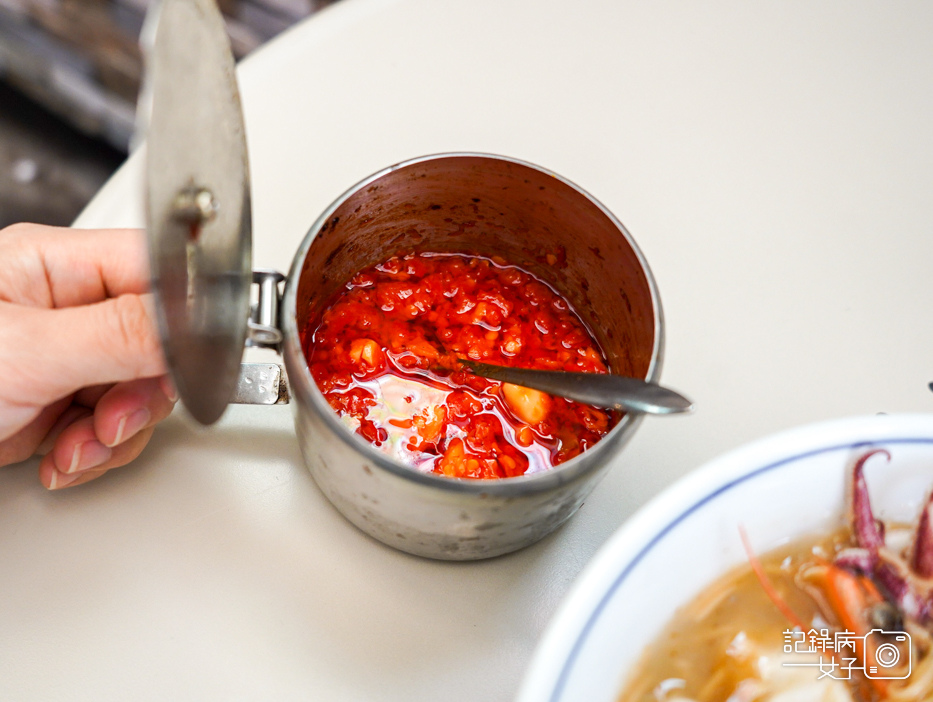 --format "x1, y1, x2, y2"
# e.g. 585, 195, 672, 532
888, 653, 933, 701
689, 579, 740, 623
695, 666, 729, 702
